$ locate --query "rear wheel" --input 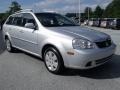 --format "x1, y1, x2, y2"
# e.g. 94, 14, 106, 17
5, 38, 15, 52
44, 47, 64, 74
